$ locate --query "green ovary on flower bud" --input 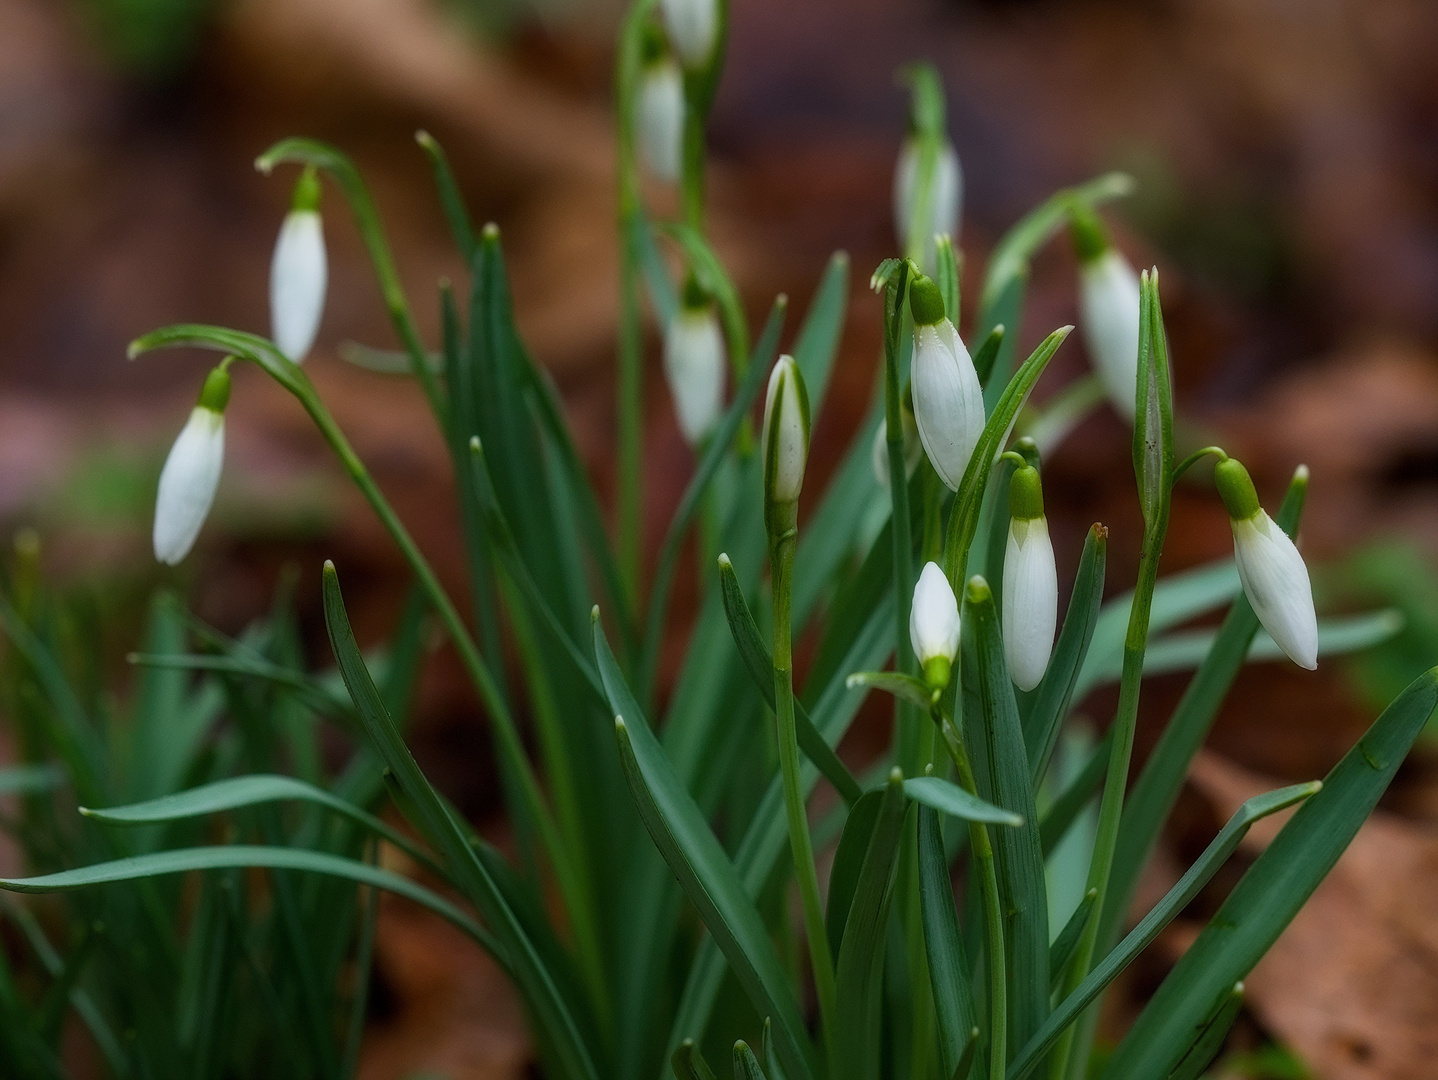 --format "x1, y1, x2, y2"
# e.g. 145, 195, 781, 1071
910, 308, 983, 491
153, 365, 231, 566
663, 293, 725, 446
1217, 456, 1318, 670
270, 170, 328, 363
1076, 223, 1140, 422
893, 137, 963, 270
907, 272, 946, 327
659, 0, 718, 70
636, 56, 684, 183
910, 561, 961, 689
762, 355, 810, 510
